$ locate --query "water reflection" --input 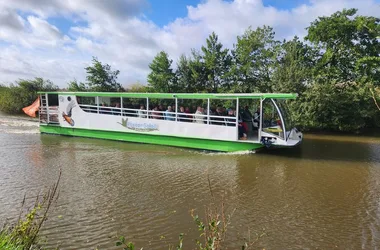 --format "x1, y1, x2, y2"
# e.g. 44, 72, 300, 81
261, 134, 380, 163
